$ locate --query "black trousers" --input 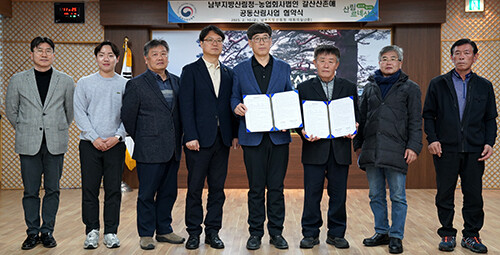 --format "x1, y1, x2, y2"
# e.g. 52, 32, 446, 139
80, 140, 125, 234
136, 158, 180, 237
302, 149, 349, 238
20, 143, 64, 235
433, 151, 484, 238
184, 132, 229, 236
242, 134, 289, 237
